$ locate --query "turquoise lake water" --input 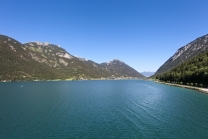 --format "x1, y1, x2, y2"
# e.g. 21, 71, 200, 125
0, 80, 208, 139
